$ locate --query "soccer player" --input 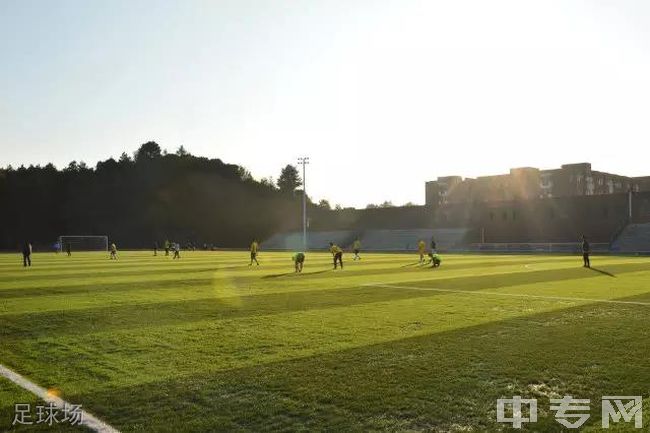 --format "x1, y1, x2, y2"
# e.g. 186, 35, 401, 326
292, 252, 305, 273
352, 238, 361, 261
428, 252, 442, 268
66, 242, 72, 257
249, 239, 260, 266
430, 237, 437, 253
329, 242, 343, 270
109, 243, 118, 260
164, 239, 170, 256
581, 235, 590, 268
418, 239, 426, 264
153, 241, 158, 256
173, 242, 181, 259
22, 241, 32, 267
